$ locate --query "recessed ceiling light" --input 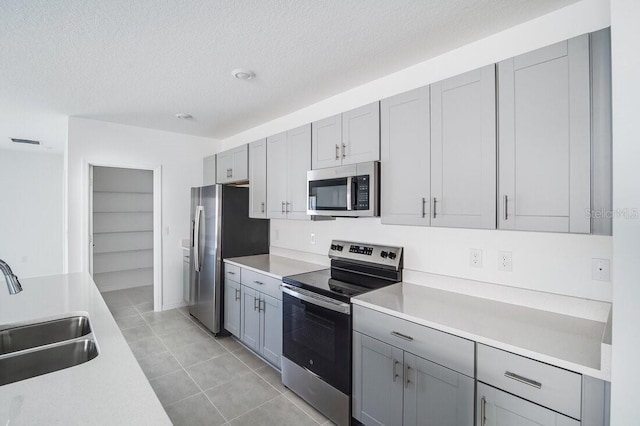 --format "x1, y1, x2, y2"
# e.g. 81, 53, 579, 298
175, 113, 193, 120
231, 68, 256, 80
